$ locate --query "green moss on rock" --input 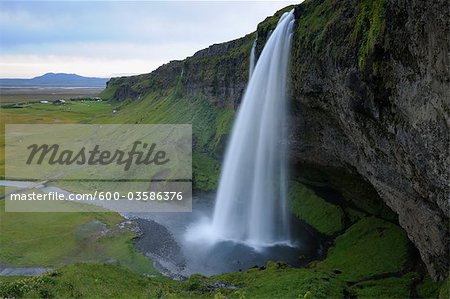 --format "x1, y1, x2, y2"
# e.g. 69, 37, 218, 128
192, 152, 220, 191
213, 266, 346, 299
212, 108, 234, 150
289, 181, 345, 236
257, 5, 295, 35
98, 84, 118, 100
97, 89, 230, 191
352, 0, 385, 69
349, 272, 418, 298
316, 217, 412, 281
439, 277, 449, 299
416, 274, 443, 299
